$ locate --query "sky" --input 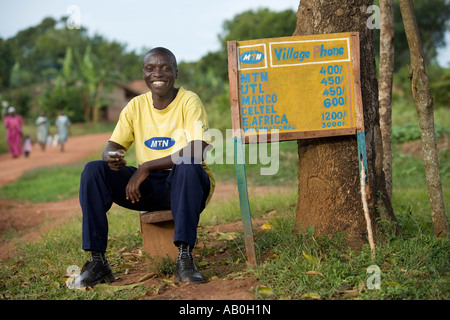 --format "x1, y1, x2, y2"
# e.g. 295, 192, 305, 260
0, 0, 449, 65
